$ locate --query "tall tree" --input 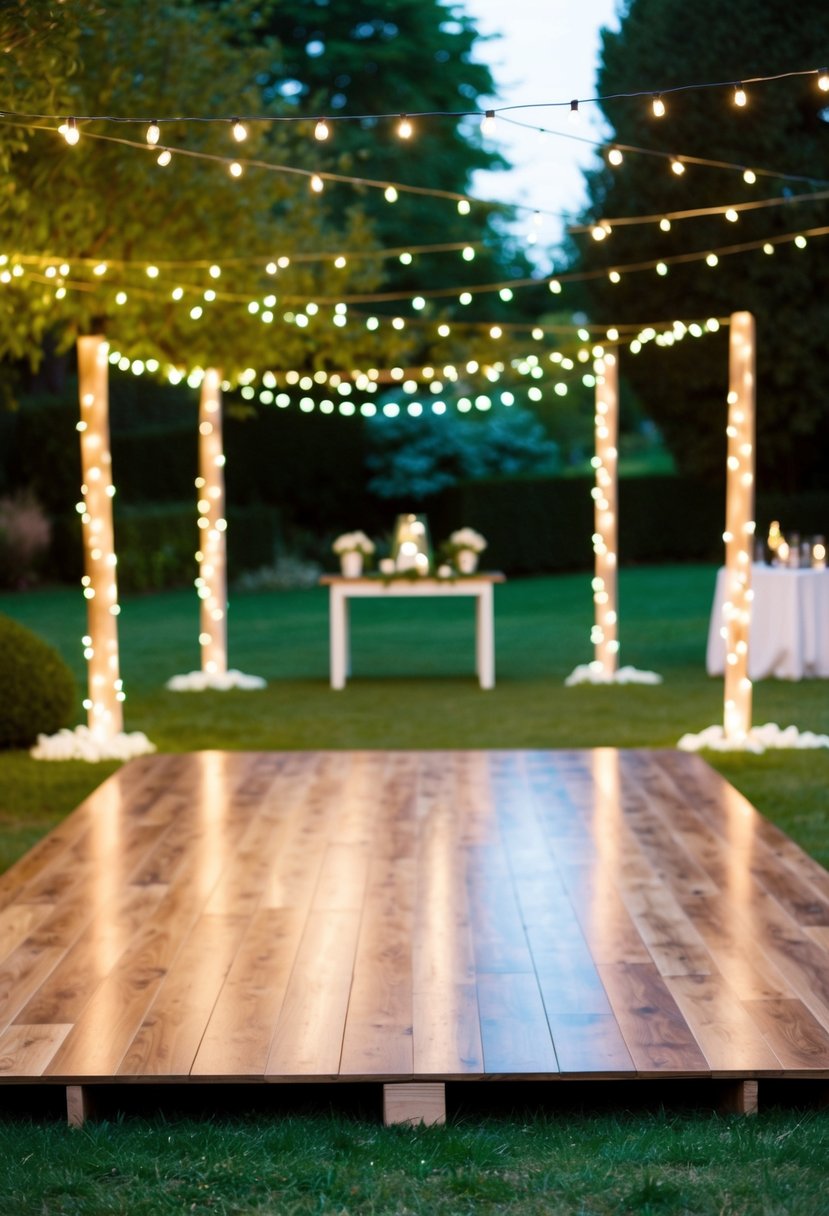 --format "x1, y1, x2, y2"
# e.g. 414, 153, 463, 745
569, 0, 829, 490
0, 0, 416, 380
